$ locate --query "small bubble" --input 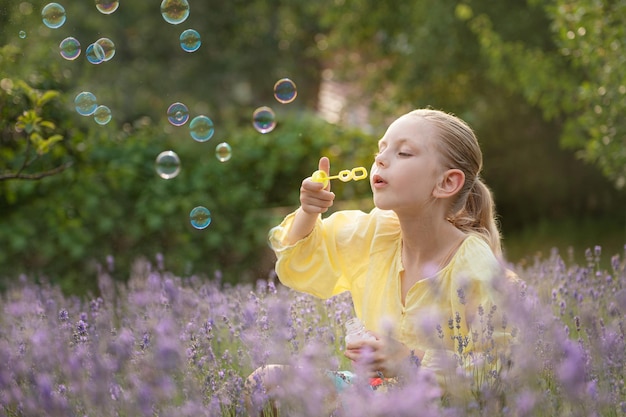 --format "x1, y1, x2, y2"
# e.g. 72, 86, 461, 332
93, 105, 112, 125
189, 115, 214, 142
75, 92, 98, 116
95, 38, 116, 61
274, 78, 297, 104
59, 37, 81, 60
18, 31, 27, 39
190, 206, 211, 229
161, 0, 190, 25
252, 106, 276, 134
155, 150, 181, 179
215, 142, 232, 162
42, 3, 66, 29
95, 0, 119, 14
180, 29, 201, 52
167, 102, 189, 126
86, 43, 106, 64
